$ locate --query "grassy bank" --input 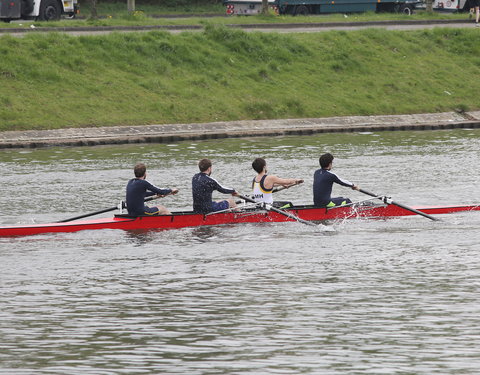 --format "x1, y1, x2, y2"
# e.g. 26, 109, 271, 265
1, 26, 479, 131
